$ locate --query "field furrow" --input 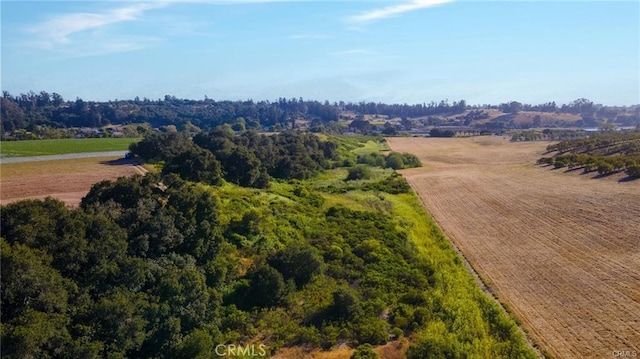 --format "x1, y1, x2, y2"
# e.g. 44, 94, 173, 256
389, 137, 640, 359
0, 156, 143, 207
